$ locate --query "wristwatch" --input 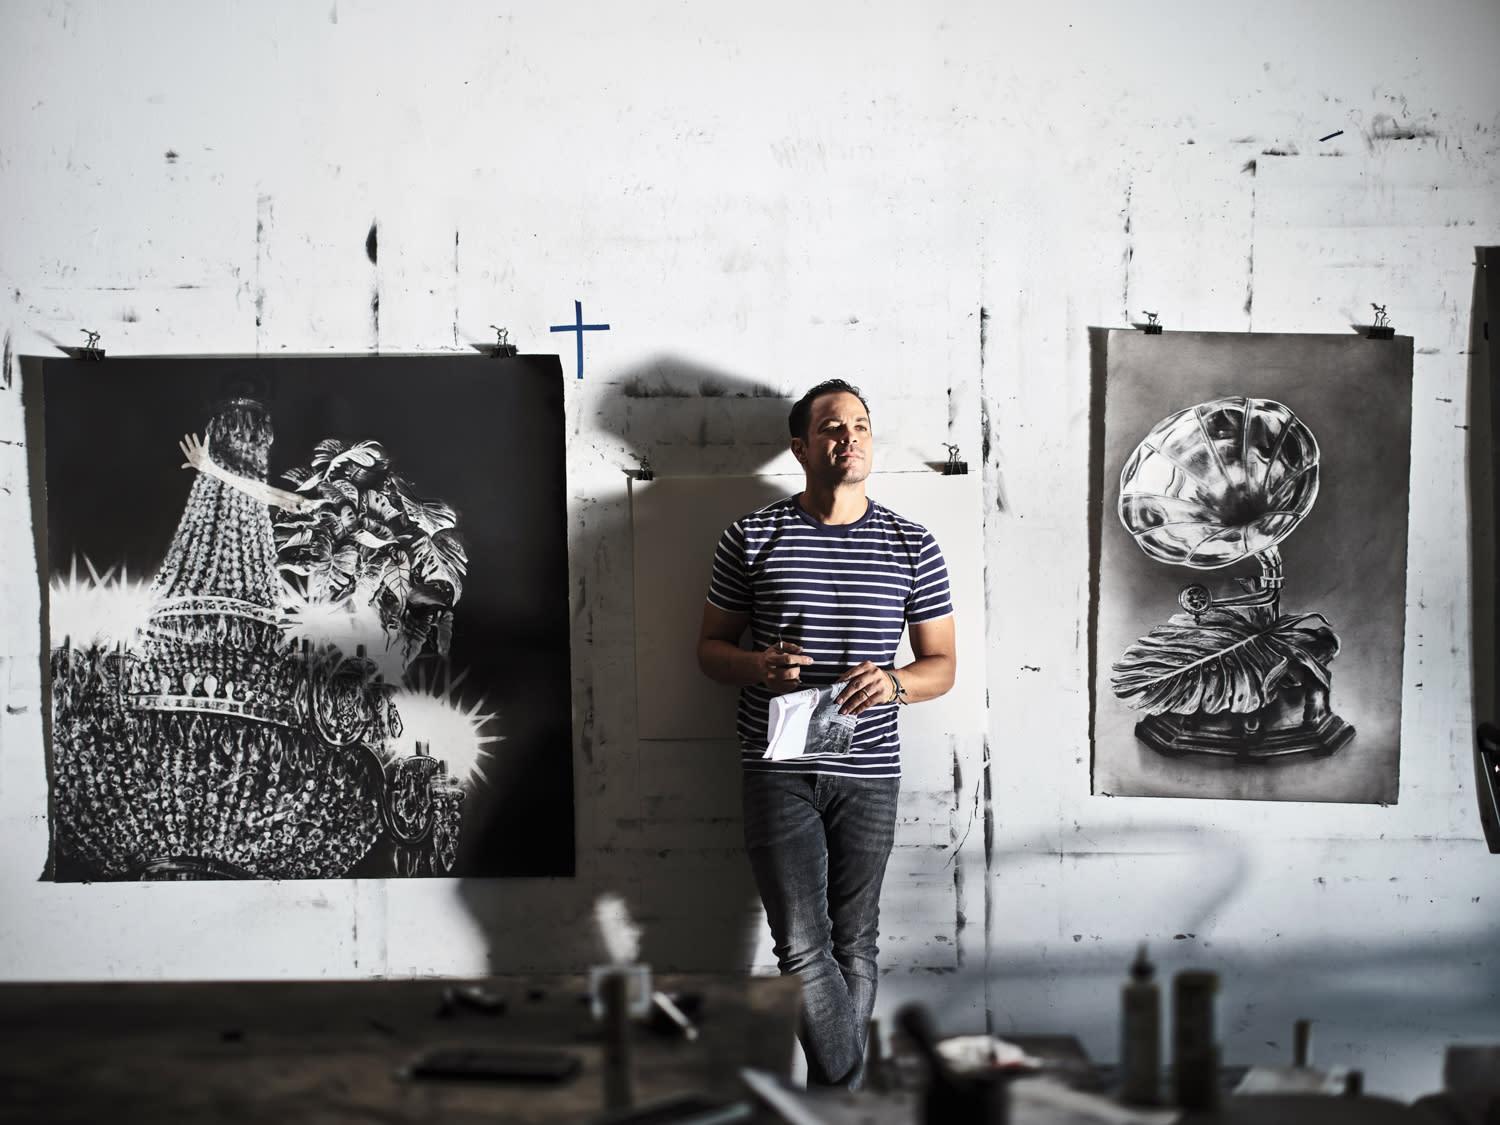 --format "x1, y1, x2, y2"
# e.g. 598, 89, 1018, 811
887, 669, 909, 705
